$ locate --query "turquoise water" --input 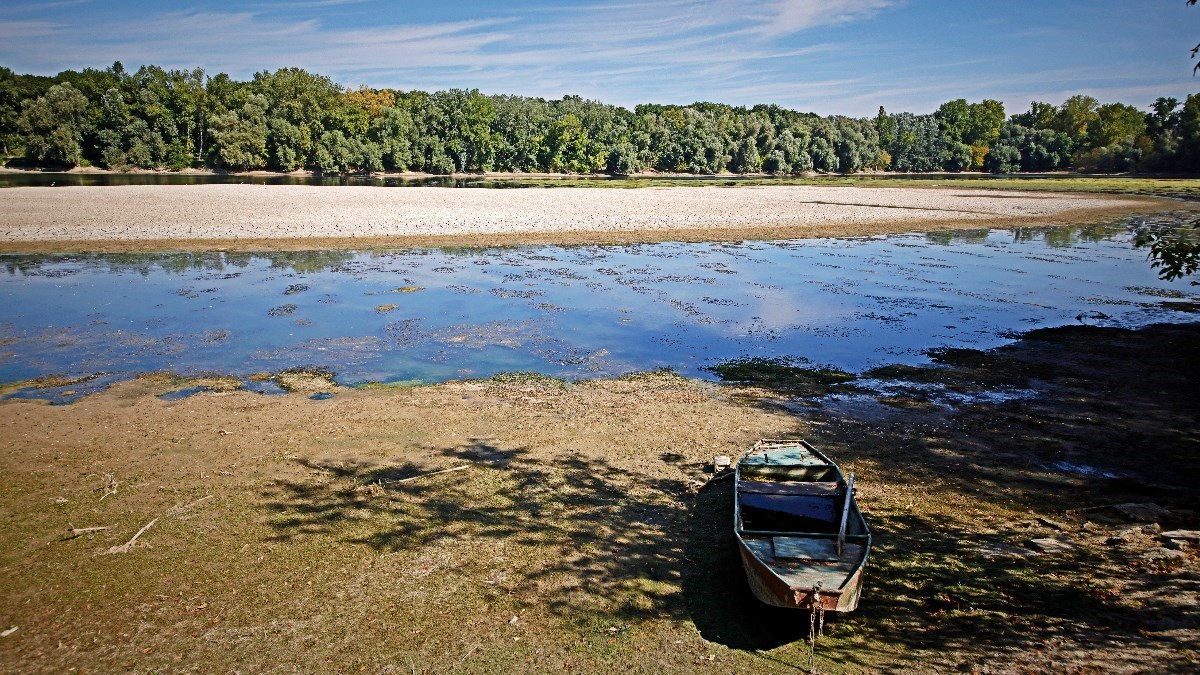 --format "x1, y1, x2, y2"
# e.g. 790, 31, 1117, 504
1, 216, 1196, 401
